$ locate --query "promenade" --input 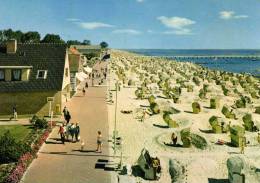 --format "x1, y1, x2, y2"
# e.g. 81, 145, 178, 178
22, 63, 113, 183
